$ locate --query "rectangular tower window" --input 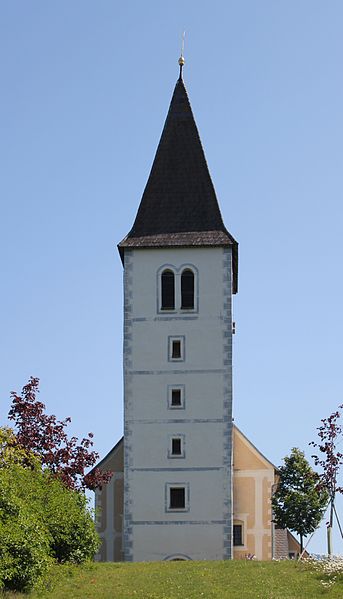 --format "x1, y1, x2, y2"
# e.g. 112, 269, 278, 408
171, 438, 182, 455
172, 389, 181, 406
165, 483, 189, 512
168, 336, 185, 361
167, 385, 185, 410
172, 340, 181, 359
170, 487, 185, 509
168, 435, 185, 458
